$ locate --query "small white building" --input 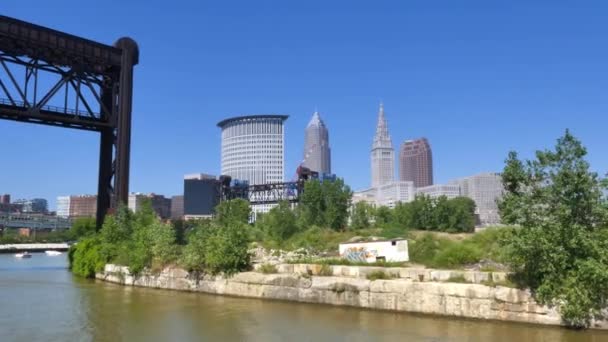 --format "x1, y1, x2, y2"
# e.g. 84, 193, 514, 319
339, 239, 409, 263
